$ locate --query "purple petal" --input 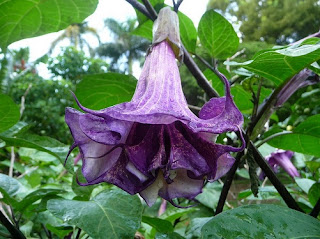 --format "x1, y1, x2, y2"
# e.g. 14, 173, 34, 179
125, 124, 167, 174
66, 108, 153, 193
72, 41, 243, 134
65, 108, 124, 182
260, 150, 300, 179
276, 69, 319, 107
139, 169, 203, 207
211, 153, 235, 181
273, 150, 300, 178
79, 113, 131, 145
